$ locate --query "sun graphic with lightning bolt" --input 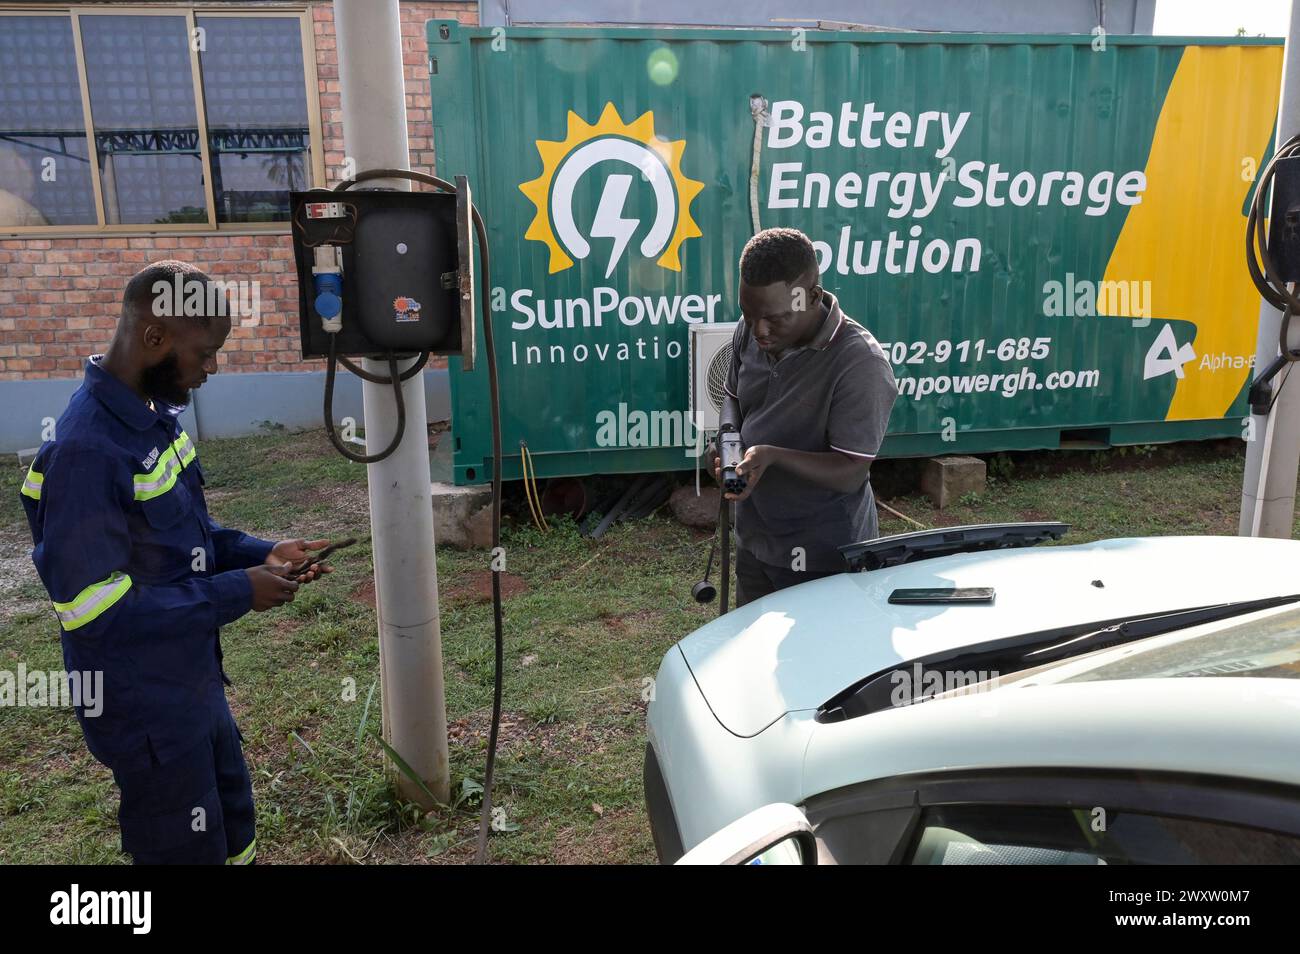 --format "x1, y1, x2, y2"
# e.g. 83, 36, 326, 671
519, 103, 704, 276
